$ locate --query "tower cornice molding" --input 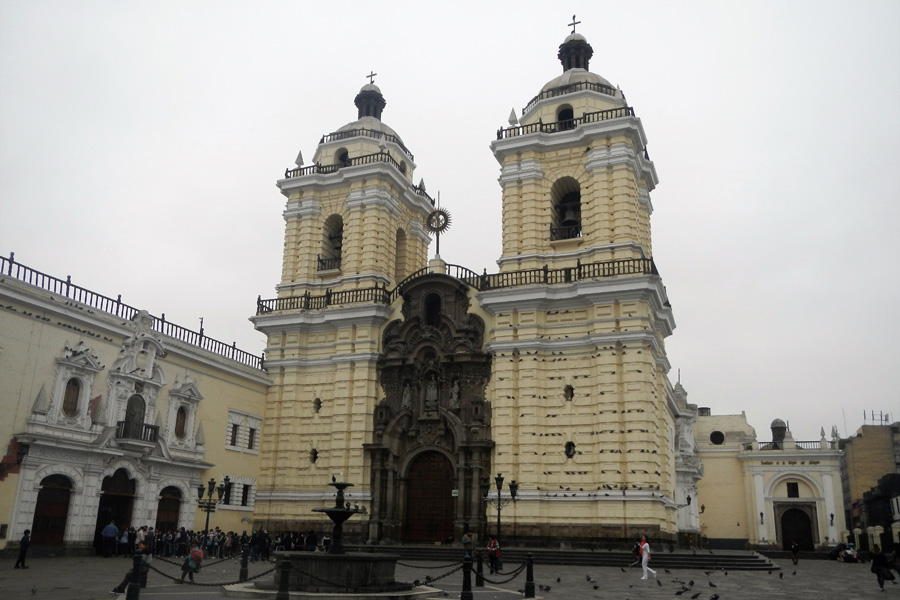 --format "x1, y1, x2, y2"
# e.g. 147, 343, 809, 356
498, 159, 544, 185
251, 303, 394, 335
